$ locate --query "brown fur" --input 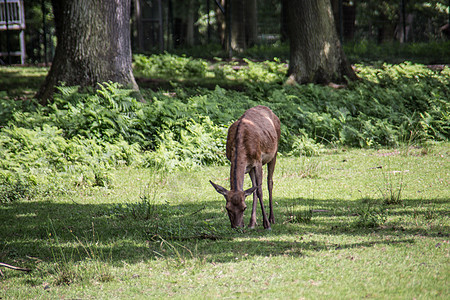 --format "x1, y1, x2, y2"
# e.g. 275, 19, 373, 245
210, 106, 280, 229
